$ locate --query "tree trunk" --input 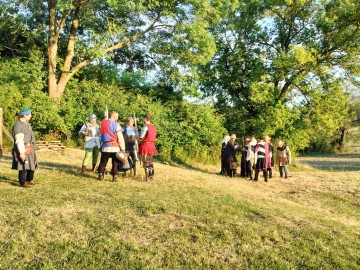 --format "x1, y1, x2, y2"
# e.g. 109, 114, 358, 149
337, 127, 346, 152
47, 0, 60, 98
